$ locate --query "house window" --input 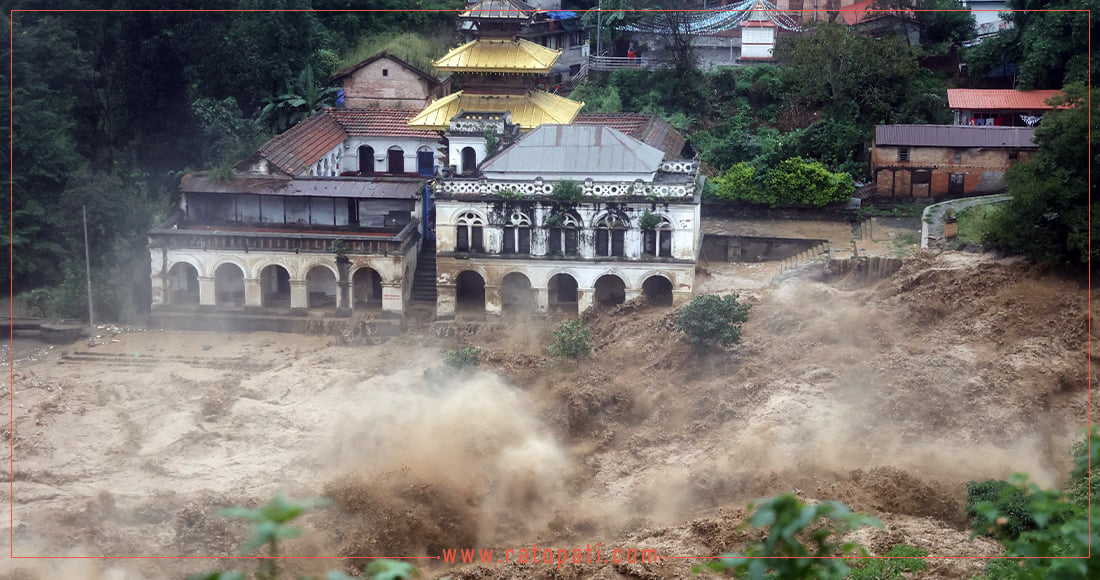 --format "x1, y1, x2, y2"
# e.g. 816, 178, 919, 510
547, 211, 581, 256
382, 69, 389, 77
952, 149, 963, 164
898, 147, 910, 162
642, 216, 673, 257
1008, 150, 1019, 160
595, 214, 627, 258
502, 211, 532, 255
455, 211, 484, 252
